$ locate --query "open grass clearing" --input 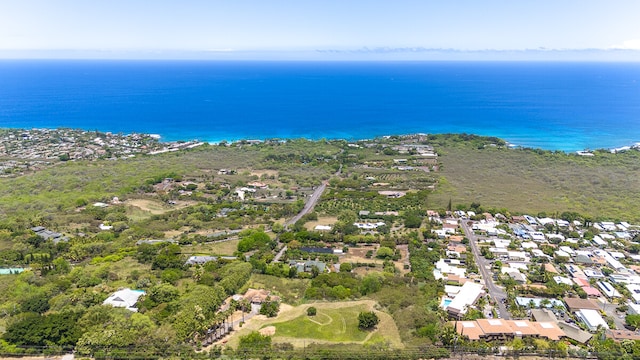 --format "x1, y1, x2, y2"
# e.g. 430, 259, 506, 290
432, 146, 640, 221
84, 256, 153, 290
304, 216, 338, 230
341, 245, 408, 274
243, 274, 310, 304
126, 198, 195, 215
353, 267, 383, 276
226, 300, 403, 349
341, 246, 383, 266
164, 229, 184, 239
269, 303, 369, 342
126, 199, 168, 214
181, 238, 240, 256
